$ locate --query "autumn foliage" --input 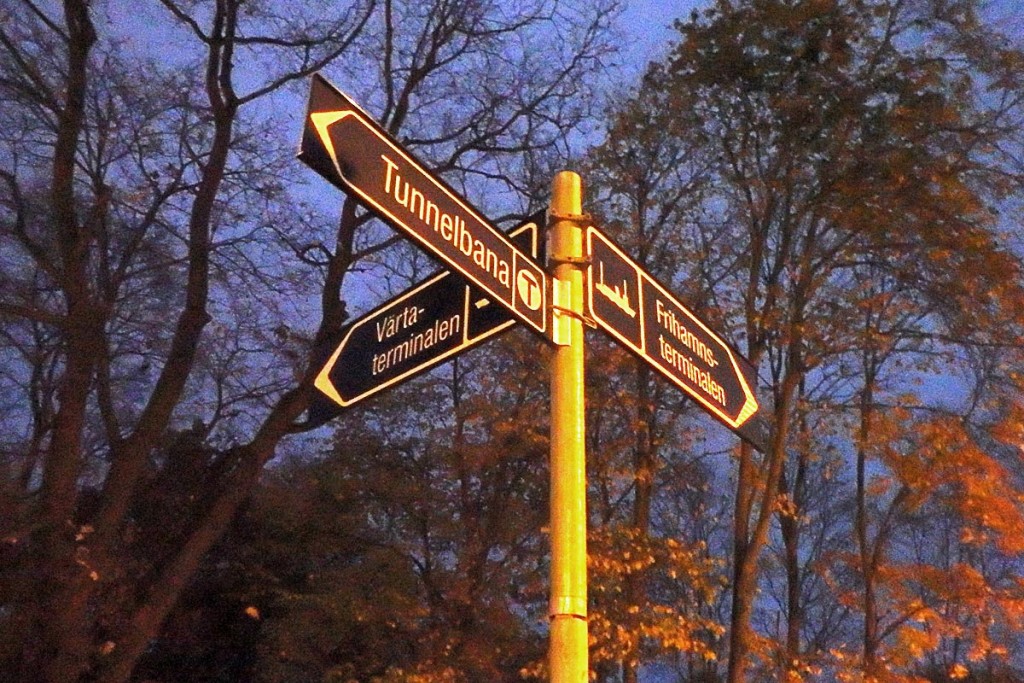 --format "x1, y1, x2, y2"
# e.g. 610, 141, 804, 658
2, 0, 1024, 682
